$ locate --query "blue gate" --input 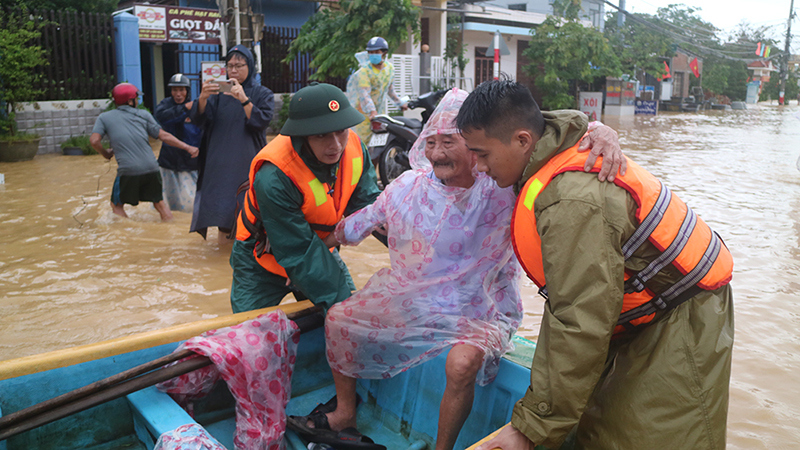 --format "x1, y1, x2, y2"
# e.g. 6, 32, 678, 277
176, 44, 222, 95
